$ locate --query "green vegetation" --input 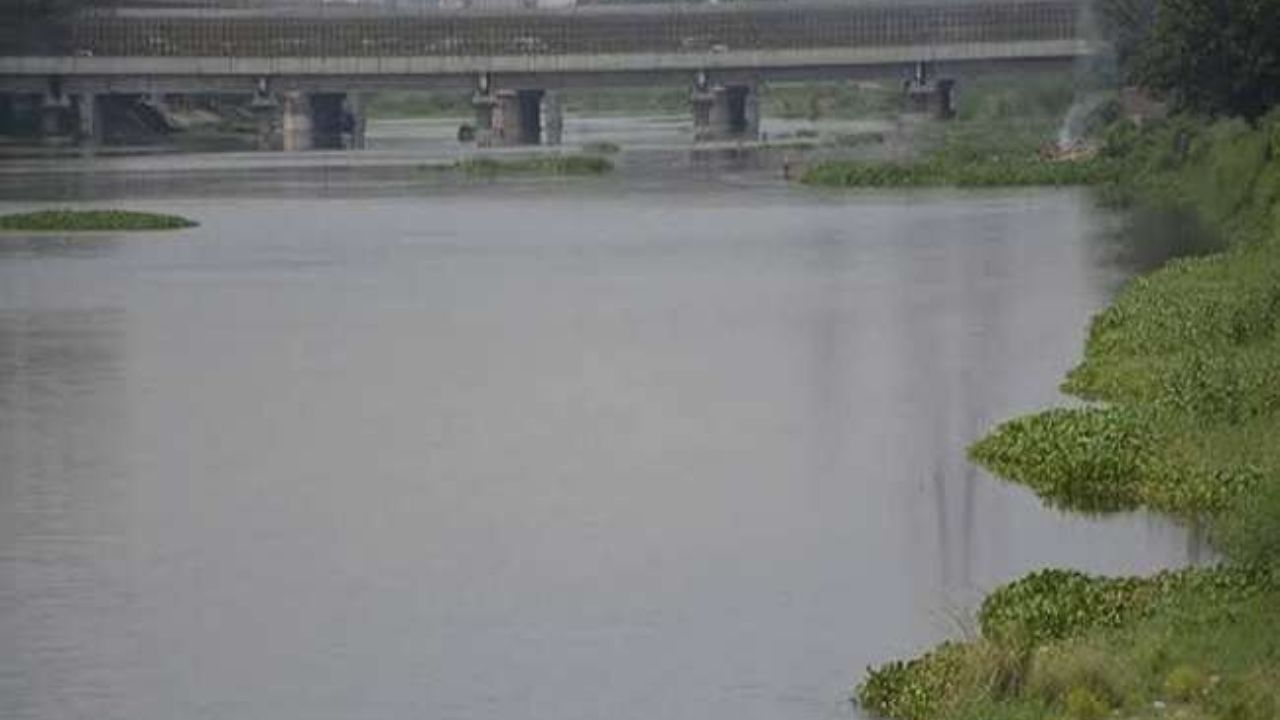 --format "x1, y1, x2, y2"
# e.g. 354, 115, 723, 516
854, 113, 1280, 720
1133, 0, 1280, 119
453, 154, 613, 176
951, 72, 1079, 125
562, 86, 687, 116
581, 140, 621, 155
857, 565, 1277, 720
853, 1, 1280, 710
971, 117, 1280, 523
366, 91, 474, 119
799, 71, 1116, 188
801, 154, 1117, 188
0, 209, 197, 231
763, 81, 899, 120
